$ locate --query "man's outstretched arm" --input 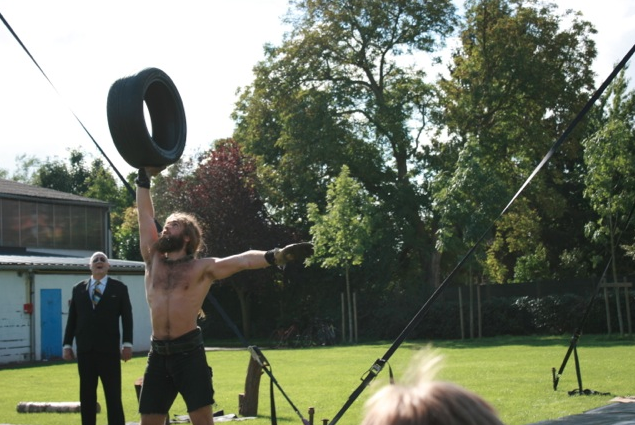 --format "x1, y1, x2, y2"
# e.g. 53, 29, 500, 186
208, 242, 314, 281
